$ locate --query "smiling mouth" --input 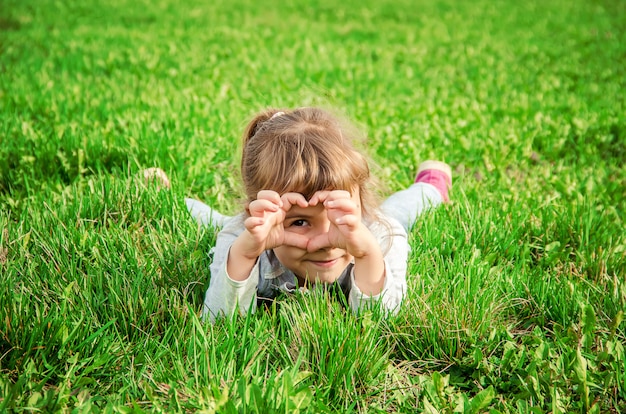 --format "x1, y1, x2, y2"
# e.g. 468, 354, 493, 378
308, 258, 340, 268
